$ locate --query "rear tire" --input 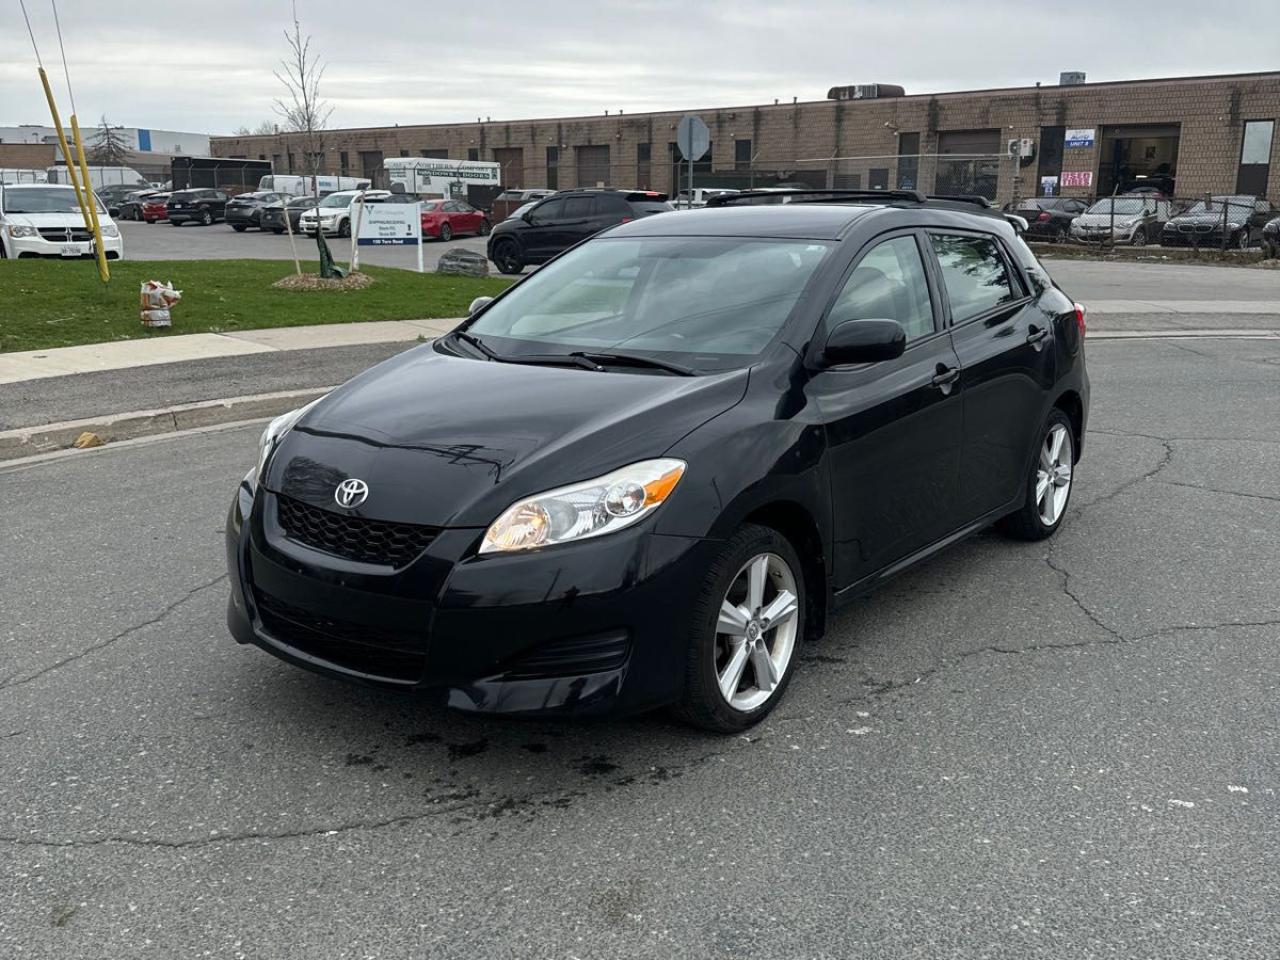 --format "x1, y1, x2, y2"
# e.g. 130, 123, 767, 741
272, 227, 285, 235
1236, 230, 1250, 250
479, 218, 491, 236
671, 524, 805, 733
232, 224, 247, 232
1130, 226, 1146, 246
493, 239, 523, 274
997, 408, 1075, 541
